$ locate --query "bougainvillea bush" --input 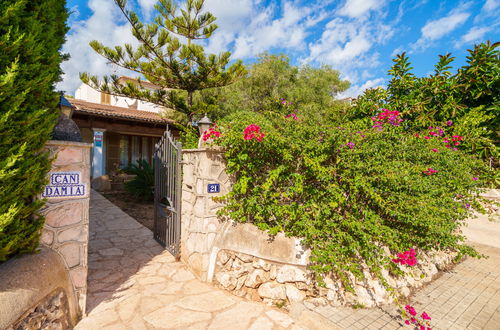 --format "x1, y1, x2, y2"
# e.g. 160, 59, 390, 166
352, 41, 499, 172
211, 105, 489, 290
